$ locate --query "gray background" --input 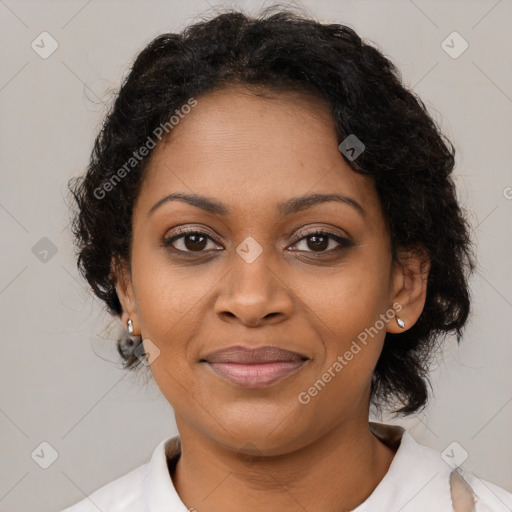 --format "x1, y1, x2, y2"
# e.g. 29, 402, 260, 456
1, 1, 511, 511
